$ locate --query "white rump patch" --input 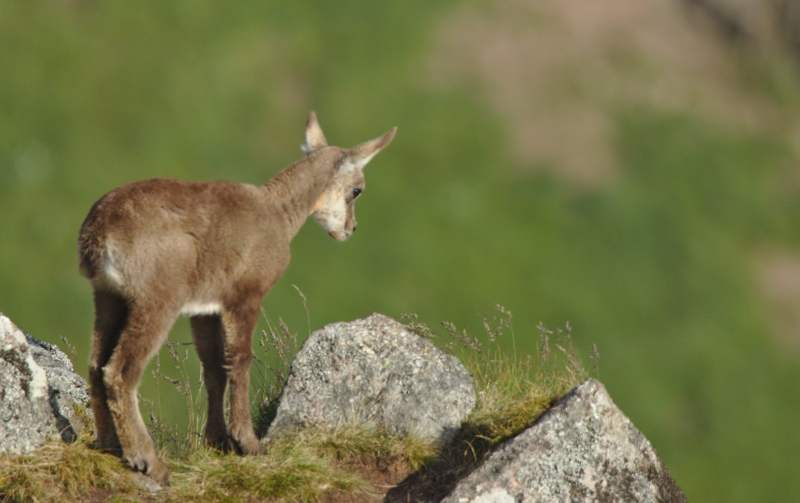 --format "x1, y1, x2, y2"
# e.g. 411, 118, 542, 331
180, 302, 222, 316
102, 244, 125, 289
